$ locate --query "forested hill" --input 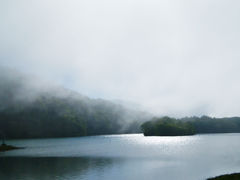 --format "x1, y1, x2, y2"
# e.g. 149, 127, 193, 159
0, 67, 151, 139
